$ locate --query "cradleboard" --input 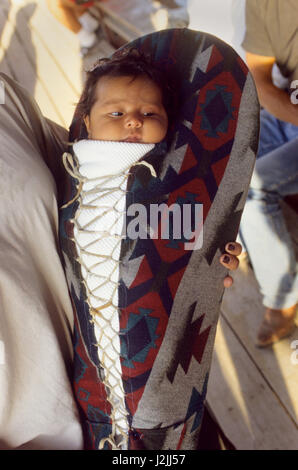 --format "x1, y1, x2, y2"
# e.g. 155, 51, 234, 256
59, 28, 259, 450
